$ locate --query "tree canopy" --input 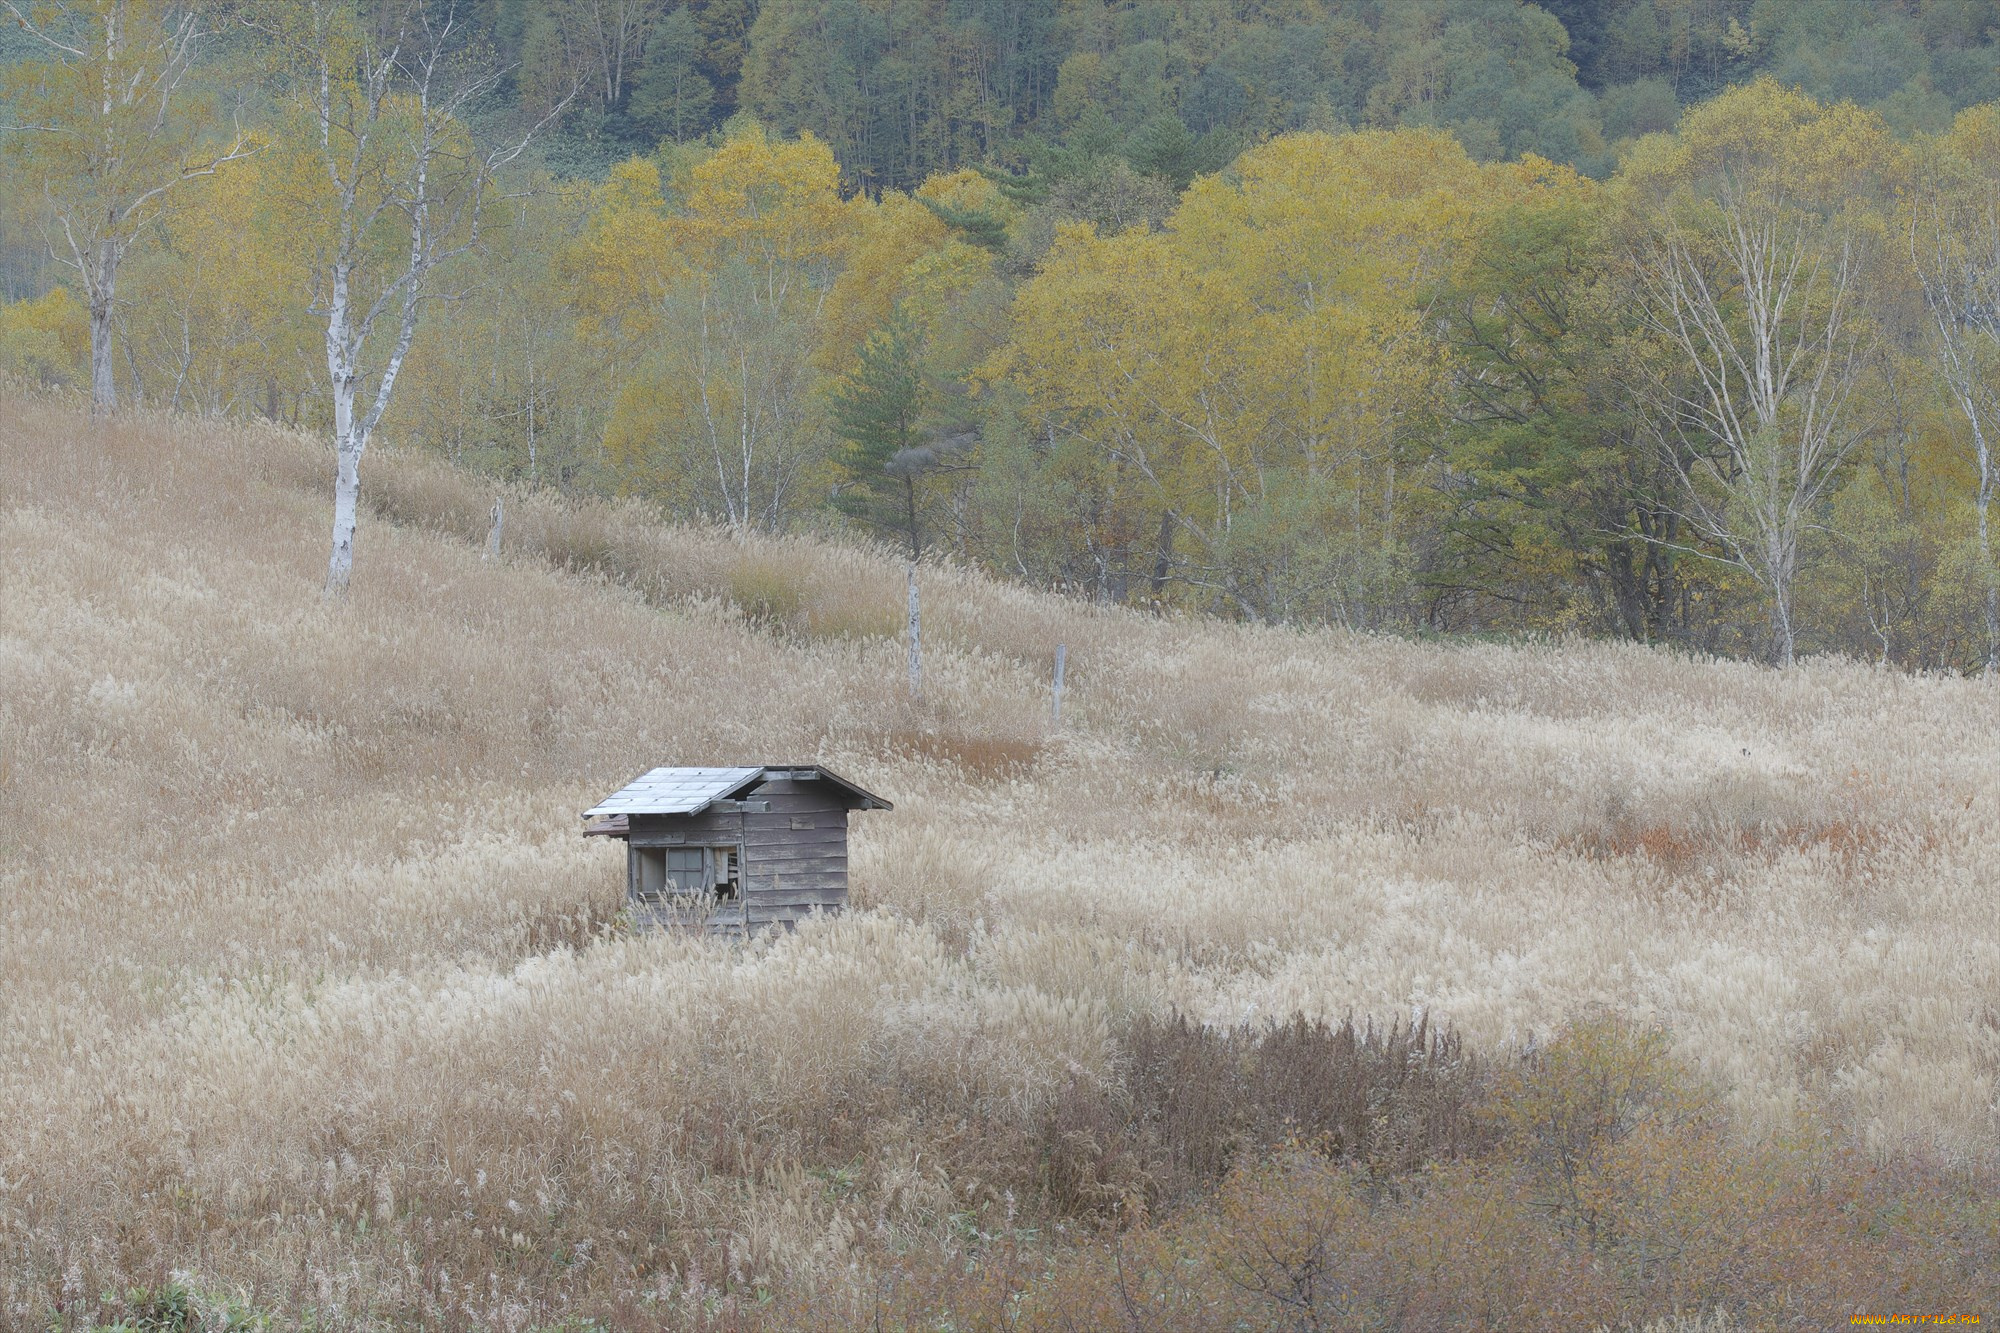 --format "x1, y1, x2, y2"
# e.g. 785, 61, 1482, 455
13, 3, 2000, 665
